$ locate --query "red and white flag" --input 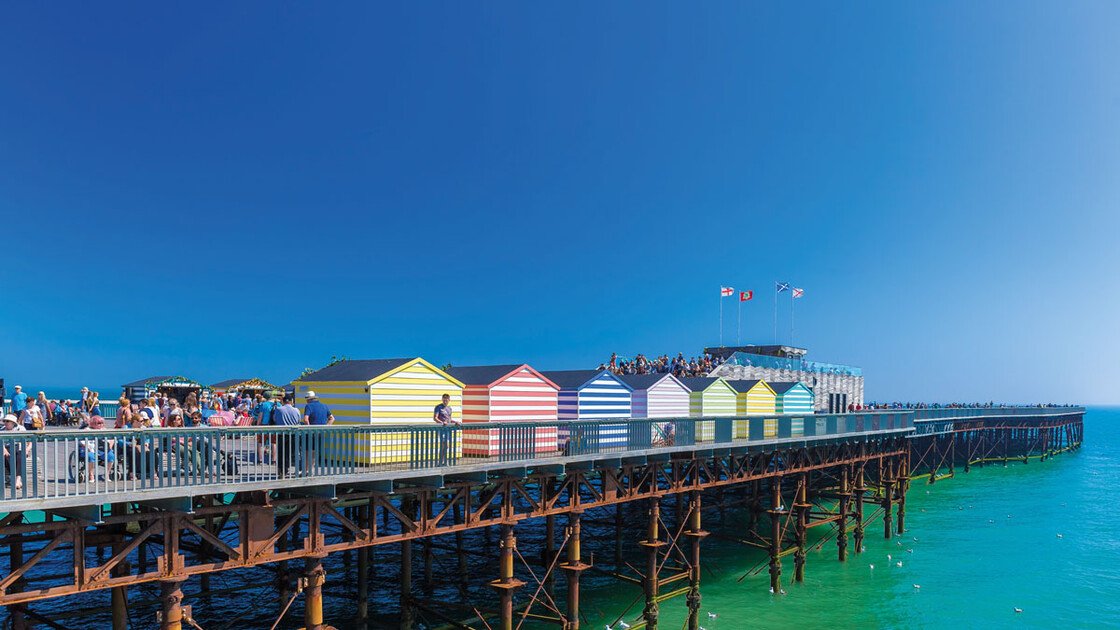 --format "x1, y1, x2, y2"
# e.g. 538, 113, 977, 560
740, 290, 753, 301
792, 288, 804, 298
721, 286, 734, 297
